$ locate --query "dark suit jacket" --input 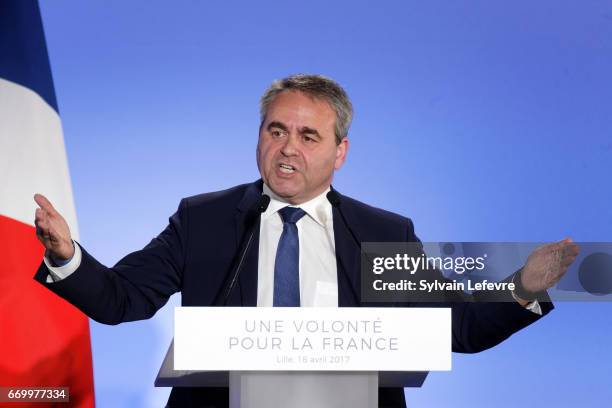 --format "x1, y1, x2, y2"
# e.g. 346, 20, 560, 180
35, 180, 552, 408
